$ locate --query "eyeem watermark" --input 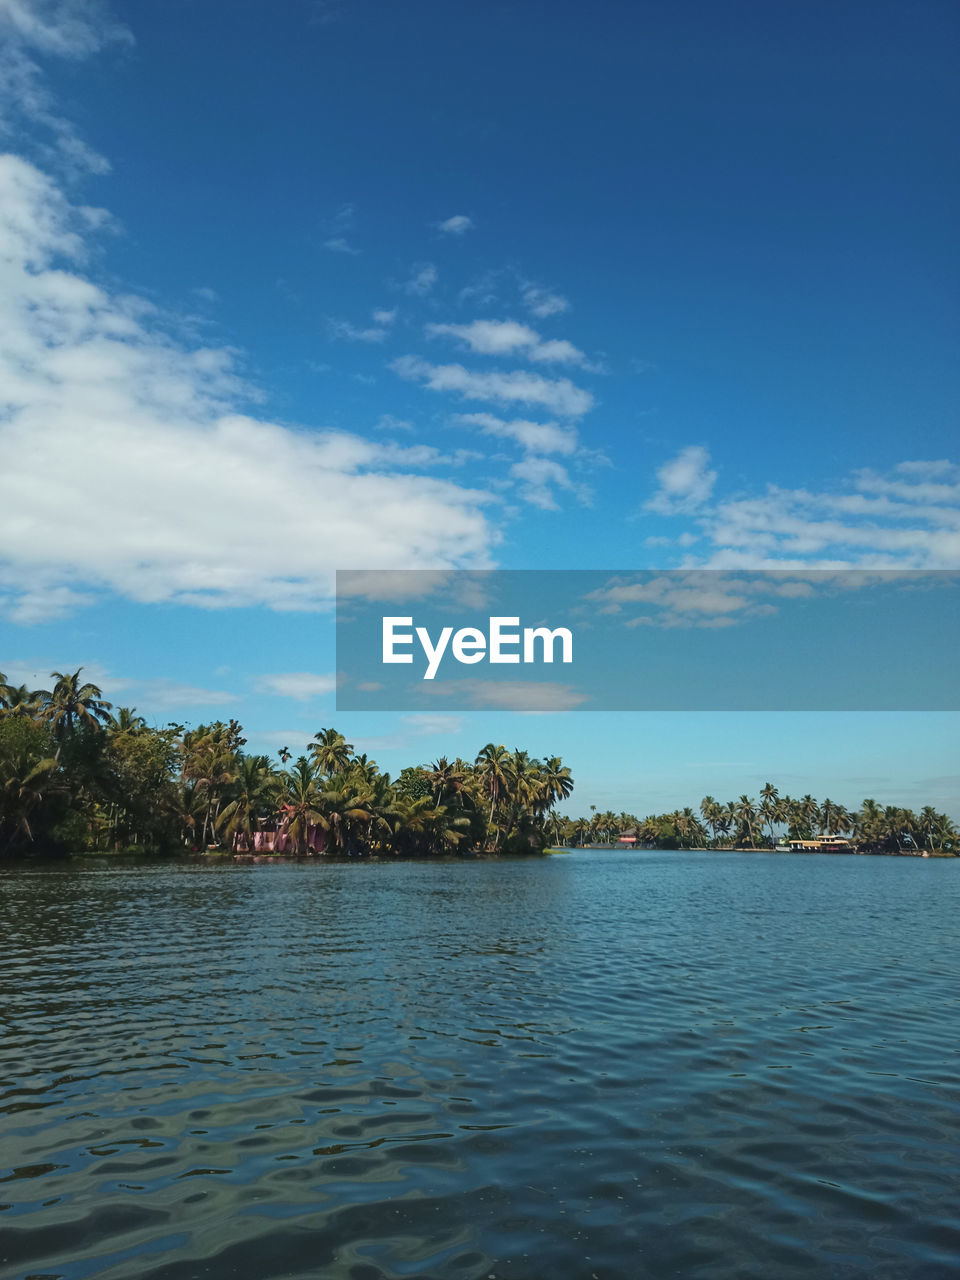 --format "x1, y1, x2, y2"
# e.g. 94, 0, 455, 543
336, 569, 960, 711
383, 616, 573, 680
